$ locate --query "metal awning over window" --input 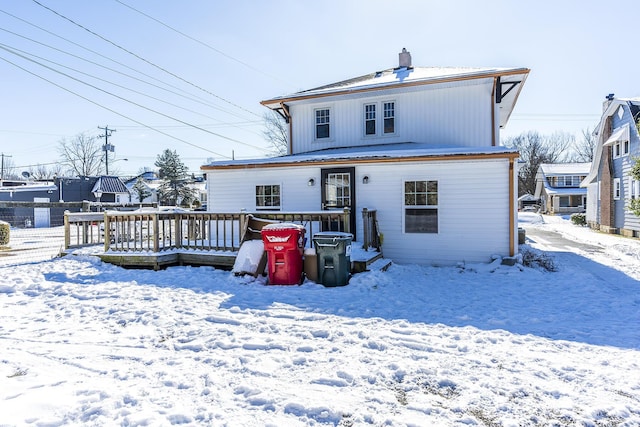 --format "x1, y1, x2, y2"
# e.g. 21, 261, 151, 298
603, 124, 629, 146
